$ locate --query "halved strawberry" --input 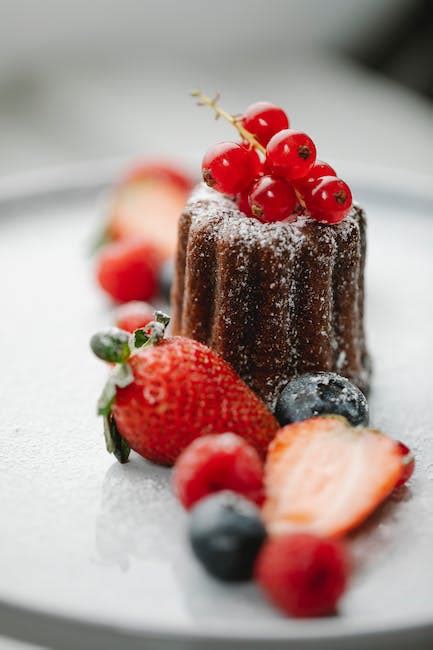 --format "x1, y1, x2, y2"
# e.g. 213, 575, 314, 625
107, 162, 194, 258
263, 416, 405, 538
